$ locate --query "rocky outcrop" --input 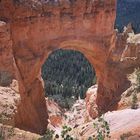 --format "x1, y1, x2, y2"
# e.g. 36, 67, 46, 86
74, 108, 140, 139
85, 85, 98, 119
0, 123, 41, 140
0, 0, 140, 134
46, 98, 63, 127
86, 80, 140, 118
